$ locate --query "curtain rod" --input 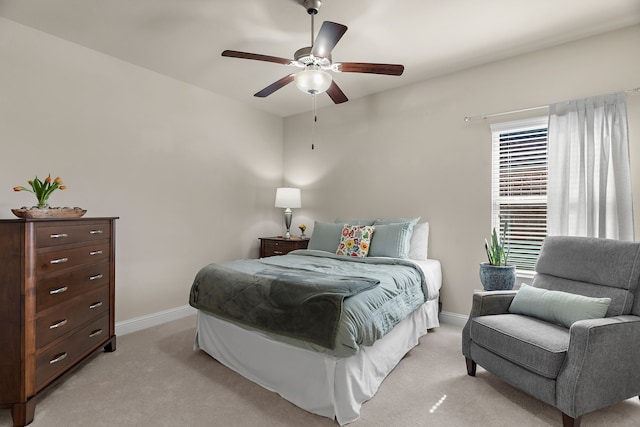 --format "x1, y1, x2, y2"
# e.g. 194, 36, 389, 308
464, 87, 640, 123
